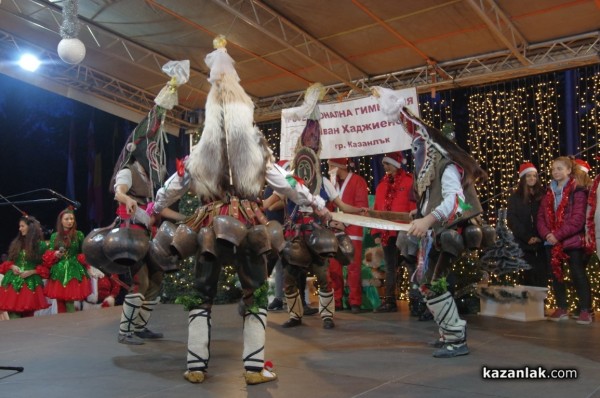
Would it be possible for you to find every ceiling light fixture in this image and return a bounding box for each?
[18,53,41,72]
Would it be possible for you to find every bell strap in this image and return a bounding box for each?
[240,200,256,225]
[186,205,208,232]
[250,202,269,225]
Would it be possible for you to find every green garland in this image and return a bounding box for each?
[175,294,204,311]
[247,282,269,314]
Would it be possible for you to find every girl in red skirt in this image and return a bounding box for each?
[44,208,91,313]
[0,215,50,318]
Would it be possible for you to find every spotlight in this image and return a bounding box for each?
[18,54,41,72]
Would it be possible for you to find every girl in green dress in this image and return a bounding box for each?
[0,215,50,318]
[44,208,91,313]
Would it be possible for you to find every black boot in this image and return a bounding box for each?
[373,296,398,313]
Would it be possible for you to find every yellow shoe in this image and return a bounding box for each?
[183,370,206,383]
[244,369,277,385]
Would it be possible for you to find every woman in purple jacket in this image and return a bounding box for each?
[537,156,592,325]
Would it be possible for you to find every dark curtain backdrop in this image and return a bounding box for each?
[0,74,184,253]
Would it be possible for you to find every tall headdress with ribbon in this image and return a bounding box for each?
[284,83,326,195]
[371,86,486,195]
[111,60,190,198]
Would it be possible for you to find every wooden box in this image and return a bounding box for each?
[477,285,548,322]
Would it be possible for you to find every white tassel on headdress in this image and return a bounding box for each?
[285,82,325,122]
[371,86,448,158]
[154,60,190,110]
[205,35,239,84]
[370,86,407,122]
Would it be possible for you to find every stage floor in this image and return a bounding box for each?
[1,303,599,398]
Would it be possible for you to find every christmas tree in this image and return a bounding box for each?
[478,208,530,282]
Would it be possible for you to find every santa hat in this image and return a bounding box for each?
[382,152,405,169]
[277,159,291,171]
[574,158,591,174]
[327,158,349,169]
[518,162,537,178]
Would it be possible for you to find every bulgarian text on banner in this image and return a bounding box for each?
[280,87,419,160]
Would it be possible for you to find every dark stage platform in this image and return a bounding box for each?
[1,303,599,398]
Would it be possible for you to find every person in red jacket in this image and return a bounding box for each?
[327,157,369,313]
[371,152,416,312]
[537,156,592,325]
[81,267,122,310]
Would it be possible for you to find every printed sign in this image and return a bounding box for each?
[280,87,419,160]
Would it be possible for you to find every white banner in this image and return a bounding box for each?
[280,87,419,160]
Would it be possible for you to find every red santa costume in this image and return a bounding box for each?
[81,268,121,310]
[327,158,369,311]
[371,152,416,312]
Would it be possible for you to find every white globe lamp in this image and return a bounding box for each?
[57,38,86,64]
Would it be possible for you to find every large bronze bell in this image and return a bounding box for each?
[265,220,285,252]
[307,226,338,257]
[246,224,271,255]
[196,226,217,259]
[148,239,179,273]
[463,224,483,249]
[439,229,465,257]
[153,220,176,253]
[171,224,199,259]
[103,223,150,267]
[282,238,312,267]
[481,224,497,248]
[334,233,355,265]
[213,215,247,246]
[82,221,124,274]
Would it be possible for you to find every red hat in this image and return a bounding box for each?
[382,152,405,169]
[327,158,349,169]
[574,158,591,174]
[277,159,291,170]
[518,162,537,178]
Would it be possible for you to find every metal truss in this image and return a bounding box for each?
[466,0,530,66]
[212,0,368,93]
[0,29,198,131]
[1,0,598,126]
[254,31,600,122]
[0,0,210,107]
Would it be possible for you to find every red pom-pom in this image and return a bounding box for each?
[77,253,87,265]
[42,250,59,266]
[264,360,274,371]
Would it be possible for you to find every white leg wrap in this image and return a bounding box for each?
[134,297,160,332]
[426,291,466,343]
[242,308,267,372]
[285,289,303,320]
[187,309,211,372]
[319,289,335,320]
[119,293,144,335]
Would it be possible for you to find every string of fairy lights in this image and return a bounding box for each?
[162,65,600,312]
[574,65,600,311]
[467,75,561,219]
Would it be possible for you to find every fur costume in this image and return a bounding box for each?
[186,69,271,201]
